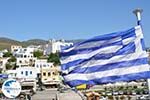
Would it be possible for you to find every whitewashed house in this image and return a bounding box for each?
[6,67,37,82]
[44,39,73,55]
[13,48,34,57]
[13,48,37,67]
[16,67,37,81]
[27,45,42,52]
[6,66,38,93]
[16,67,37,93]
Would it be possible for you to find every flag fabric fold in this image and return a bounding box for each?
[60,25,150,87]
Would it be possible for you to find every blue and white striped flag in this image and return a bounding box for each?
[60,25,150,87]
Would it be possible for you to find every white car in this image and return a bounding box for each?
[99,96,107,100]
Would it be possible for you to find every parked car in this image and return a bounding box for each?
[112,91,118,95]
[99,96,107,100]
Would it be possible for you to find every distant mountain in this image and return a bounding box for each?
[22,39,48,47]
[0,37,48,50]
[0,37,84,51]
[0,37,22,50]
[0,37,21,44]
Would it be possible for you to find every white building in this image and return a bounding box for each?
[16,67,37,81]
[0,57,10,72]
[27,45,42,52]
[11,45,22,53]
[13,48,34,57]
[34,59,53,73]
[13,48,37,67]
[16,57,37,67]
[44,39,73,55]
[7,67,38,93]
[0,52,4,58]
[6,67,37,81]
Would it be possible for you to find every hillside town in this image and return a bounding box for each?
[0,39,74,99]
[0,0,150,100]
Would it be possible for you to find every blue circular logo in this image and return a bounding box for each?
[2,79,21,98]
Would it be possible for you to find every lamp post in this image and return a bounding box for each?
[133,8,143,25]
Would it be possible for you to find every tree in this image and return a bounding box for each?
[8,56,16,62]
[3,52,12,57]
[6,63,12,70]
[47,53,60,65]
[33,50,43,58]
[7,56,17,70]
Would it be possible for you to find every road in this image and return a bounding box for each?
[31,88,84,100]
[57,89,84,100]
[32,88,58,100]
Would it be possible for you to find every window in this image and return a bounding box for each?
[52,72,55,75]
[52,72,57,76]
[21,55,23,58]
[43,72,46,76]
[43,64,46,67]
[24,55,27,58]
[25,71,28,76]
[30,71,32,75]
[19,60,22,63]
[48,72,51,76]
[21,71,23,75]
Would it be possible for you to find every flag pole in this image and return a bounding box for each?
[133,8,143,25]
[133,8,150,98]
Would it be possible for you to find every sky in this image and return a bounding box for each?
[0,0,150,46]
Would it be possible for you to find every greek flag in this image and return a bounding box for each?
[60,25,150,87]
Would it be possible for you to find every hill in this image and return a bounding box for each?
[0,37,22,50]
[22,39,48,47]
[0,37,48,51]
[0,37,84,51]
